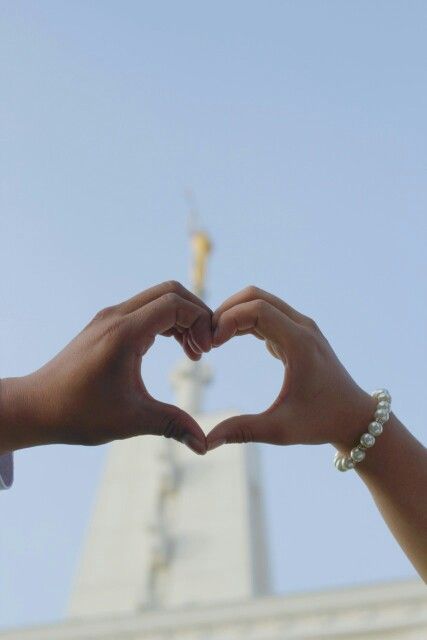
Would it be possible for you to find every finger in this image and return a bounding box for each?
[186,329,203,354]
[213,286,309,327]
[128,293,212,352]
[213,299,299,357]
[161,328,201,360]
[206,410,287,450]
[182,332,202,361]
[231,328,265,340]
[266,340,282,360]
[119,280,212,322]
[144,399,207,455]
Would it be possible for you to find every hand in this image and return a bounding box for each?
[207,286,376,451]
[1,282,212,455]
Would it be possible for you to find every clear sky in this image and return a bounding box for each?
[1,0,426,629]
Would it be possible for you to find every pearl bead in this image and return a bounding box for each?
[360,432,375,448]
[334,455,345,471]
[373,389,391,402]
[368,421,383,436]
[377,400,391,412]
[351,447,366,463]
[338,458,348,472]
[344,457,355,470]
[375,408,389,423]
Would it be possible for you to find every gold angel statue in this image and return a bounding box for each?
[190,229,212,298]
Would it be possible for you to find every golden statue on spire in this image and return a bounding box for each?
[191,229,212,299]
[186,190,212,299]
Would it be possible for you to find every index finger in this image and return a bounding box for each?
[213,299,299,357]
[120,280,212,317]
[129,293,212,352]
[213,286,309,327]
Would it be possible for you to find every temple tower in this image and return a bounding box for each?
[68,228,271,617]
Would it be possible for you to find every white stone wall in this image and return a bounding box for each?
[2,580,426,640]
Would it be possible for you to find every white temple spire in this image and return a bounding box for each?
[170,359,212,415]
[68,223,270,619]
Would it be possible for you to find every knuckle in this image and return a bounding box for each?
[162,291,180,306]
[243,284,261,298]
[162,413,185,442]
[164,280,183,295]
[304,316,320,332]
[93,305,119,322]
[230,424,254,445]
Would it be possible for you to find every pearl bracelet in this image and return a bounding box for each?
[334,389,391,472]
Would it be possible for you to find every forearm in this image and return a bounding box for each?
[337,413,427,580]
[0,376,51,454]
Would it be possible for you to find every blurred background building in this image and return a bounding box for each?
[1,233,425,640]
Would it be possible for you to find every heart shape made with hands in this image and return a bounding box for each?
[160,285,310,455]
[15,281,367,455]
[135,284,293,456]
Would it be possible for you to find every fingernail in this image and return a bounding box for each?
[212,327,221,347]
[182,434,206,455]
[208,438,226,452]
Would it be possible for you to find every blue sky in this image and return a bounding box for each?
[1,0,426,629]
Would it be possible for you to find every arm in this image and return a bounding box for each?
[207,286,427,581]
[0,281,212,464]
[339,414,427,580]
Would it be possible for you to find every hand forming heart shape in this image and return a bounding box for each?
[206,286,375,454]
[1,281,375,457]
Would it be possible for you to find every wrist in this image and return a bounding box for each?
[330,390,378,453]
[0,375,52,453]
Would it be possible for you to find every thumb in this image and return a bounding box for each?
[147,399,207,455]
[206,412,282,451]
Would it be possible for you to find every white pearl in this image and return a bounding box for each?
[344,457,355,470]
[338,458,348,472]
[351,447,366,463]
[334,454,344,468]
[375,408,389,423]
[360,432,375,448]
[368,421,383,436]
[334,455,349,472]
[373,389,391,402]
[377,400,391,412]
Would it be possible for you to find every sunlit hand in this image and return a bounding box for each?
[207,286,375,451]
[0,282,212,455]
